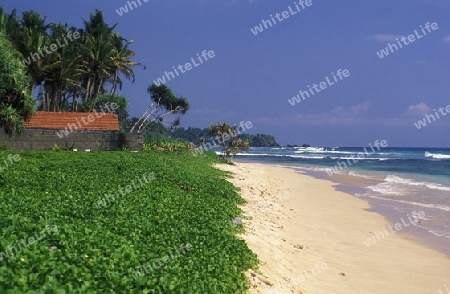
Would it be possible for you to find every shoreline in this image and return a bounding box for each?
[217,162,450,293]
[237,159,450,258]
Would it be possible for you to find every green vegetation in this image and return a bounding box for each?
[0,9,190,134]
[207,122,250,158]
[130,84,189,134]
[0,8,139,112]
[171,126,280,147]
[143,137,192,152]
[0,150,258,292]
[0,30,35,135]
[236,133,280,148]
[123,122,278,149]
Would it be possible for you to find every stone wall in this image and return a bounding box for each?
[0,129,143,151]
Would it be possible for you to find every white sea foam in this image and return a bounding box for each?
[288,155,325,159]
[295,150,354,154]
[328,156,391,161]
[348,171,379,180]
[293,147,324,151]
[233,153,326,159]
[357,193,450,213]
[367,182,405,195]
[425,151,450,159]
[385,175,450,192]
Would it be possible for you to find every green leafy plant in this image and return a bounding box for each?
[143,138,191,152]
[0,30,35,135]
[0,150,258,292]
[51,144,63,152]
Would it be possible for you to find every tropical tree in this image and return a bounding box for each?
[80,10,115,104]
[79,11,140,109]
[15,10,51,91]
[208,122,250,159]
[0,8,19,39]
[109,32,139,95]
[228,139,250,158]
[83,94,129,130]
[0,30,35,134]
[208,122,236,154]
[0,8,140,113]
[130,84,189,133]
[41,24,84,111]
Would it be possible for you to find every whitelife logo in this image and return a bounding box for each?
[288,69,350,106]
[0,225,58,263]
[116,0,150,16]
[250,0,313,35]
[21,30,81,67]
[363,211,426,247]
[94,172,155,209]
[55,103,118,138]
[413,104,450,130]
[376,22,439,59]
[326,140,388,176]
[153,50,215,86]
[129,244,193,280]
[0,154,21,172]
[191,121,253,157]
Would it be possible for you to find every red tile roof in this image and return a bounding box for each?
[24,111,119,131]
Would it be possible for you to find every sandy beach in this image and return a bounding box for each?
[217,162,450,294]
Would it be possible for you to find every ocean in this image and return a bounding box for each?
[231,146,450,255]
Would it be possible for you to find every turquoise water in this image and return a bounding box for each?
[231,146,450,252]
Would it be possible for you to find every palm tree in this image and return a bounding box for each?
[42,24,83,111]
[15,11,52,91]
[109,32,140,95]
[1,8,141,113]
[0,8,19,39]
[80,10,117,106]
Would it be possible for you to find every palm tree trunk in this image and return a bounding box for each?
[110,70,119,95]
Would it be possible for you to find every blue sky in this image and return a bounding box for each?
[2,0,450,147]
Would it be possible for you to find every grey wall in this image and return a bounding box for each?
[0,129,143,151]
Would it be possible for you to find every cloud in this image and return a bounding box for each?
[406,102,432,116]
[253,102,446,128]
[364,34,403,42]
[331,101,370,117]
[253,102,372,127]
[253,114,416,128]
[443,35,450,43]
[253,113,359,127]
[194,0,257,5]
[193,106,235,121]
[225,0,257,4]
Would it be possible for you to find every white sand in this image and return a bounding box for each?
[217,162,450,294]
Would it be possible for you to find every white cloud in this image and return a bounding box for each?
[193,106,235,121]
[252,102,444,128]
[331,101,371,116]
[406,102,432,116]
[443,35,450,43]
[253,102,372,127]
[194,0,257,5]
[364,34,403,42]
